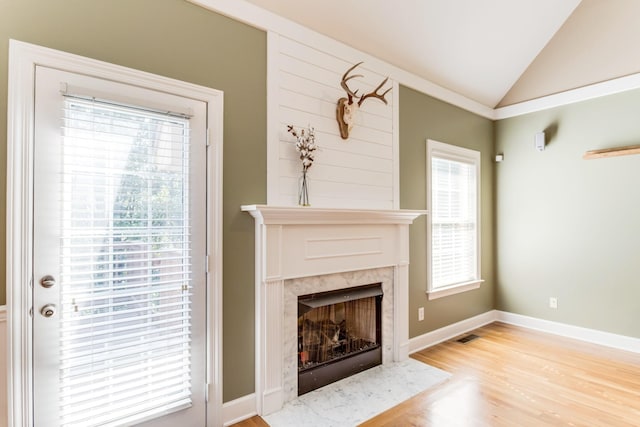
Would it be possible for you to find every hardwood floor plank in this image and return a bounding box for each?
[231,322,640,426]
[231,416,270,427]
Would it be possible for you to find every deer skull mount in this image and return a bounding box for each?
[336,62,391,139]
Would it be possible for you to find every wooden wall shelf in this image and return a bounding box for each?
[583,144,640,159]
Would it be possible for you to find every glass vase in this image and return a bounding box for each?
[298,169,310,206]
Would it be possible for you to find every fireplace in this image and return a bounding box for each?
[242,205,426,415]
[297,283,383,395]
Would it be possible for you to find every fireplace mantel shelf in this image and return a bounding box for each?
[242,204,427,225]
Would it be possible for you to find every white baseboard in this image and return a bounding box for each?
[1,305,7,427]
[223,393,257,427]
[408,310,497,354]
[407,309,639,355]
[495,311,640,354]
[221,310,638,426]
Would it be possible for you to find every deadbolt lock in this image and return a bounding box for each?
[41,275,56,288]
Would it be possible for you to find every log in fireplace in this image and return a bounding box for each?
[297,283,383,395]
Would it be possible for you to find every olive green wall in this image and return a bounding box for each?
[495,90,640,338]
[5,0,637,411]
[399,86,495,337]
[0,0,266,401]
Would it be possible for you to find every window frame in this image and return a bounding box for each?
[426,139,483,300]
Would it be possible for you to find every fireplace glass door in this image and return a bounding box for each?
[297,284,382,395]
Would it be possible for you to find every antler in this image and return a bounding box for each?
[340,61,364,104]
[336,62,392,139]
[358,77,391,107]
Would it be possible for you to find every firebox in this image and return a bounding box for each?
[297,283,383,395]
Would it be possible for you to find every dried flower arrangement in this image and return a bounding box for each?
[287,125,317,206]
[287,124,317,172]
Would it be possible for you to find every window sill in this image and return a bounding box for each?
[427,280,484,300]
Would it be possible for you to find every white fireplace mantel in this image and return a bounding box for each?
[242,205,426,415]
[242,205,426,225]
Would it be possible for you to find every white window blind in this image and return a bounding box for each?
[58,97,194,426]
[427,140,481,294]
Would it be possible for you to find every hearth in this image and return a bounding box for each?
[297,283,383,395]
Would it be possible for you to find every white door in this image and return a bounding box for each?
[32,66,207,427]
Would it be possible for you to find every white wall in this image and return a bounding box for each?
[0,306,7,427]
[267,33,398,209]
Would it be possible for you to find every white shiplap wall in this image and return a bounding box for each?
[268,33,398,209]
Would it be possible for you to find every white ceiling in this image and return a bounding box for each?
[242,0,640,109]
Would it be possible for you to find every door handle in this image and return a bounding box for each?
[40,275,56,288]
[41,304,57,318]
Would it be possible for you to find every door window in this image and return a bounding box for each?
[32,66,207,427]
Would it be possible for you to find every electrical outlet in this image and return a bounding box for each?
[549,297,558,309]
[418,307,425,321]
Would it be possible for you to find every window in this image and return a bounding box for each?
[58,96,197,425]
[426,139,483,299]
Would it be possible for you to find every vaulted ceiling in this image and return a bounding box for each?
[243,0,640,109]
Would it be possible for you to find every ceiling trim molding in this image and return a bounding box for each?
[189,0,640,121]
[495,72,640,119]
[187,0,495,119]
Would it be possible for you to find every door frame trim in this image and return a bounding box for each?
[6,39,224,427]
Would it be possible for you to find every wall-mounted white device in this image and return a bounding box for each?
[535,131,546,151]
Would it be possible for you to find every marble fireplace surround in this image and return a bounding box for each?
[242,205,426,416]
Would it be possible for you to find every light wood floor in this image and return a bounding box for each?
[232,322,640,426]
